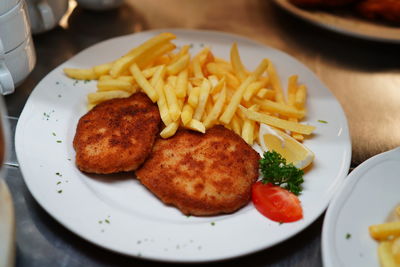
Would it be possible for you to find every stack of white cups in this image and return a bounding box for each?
[0,0,36,95]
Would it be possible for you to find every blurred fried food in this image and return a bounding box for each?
[356,0,400,23]
[289,0,357,7]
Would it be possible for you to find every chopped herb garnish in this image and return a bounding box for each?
[52,132,56,136]
[211,222,215,226]
[56,181,61,185]
[56,81,60,85]
[98,220,103,224]
[189,43,194,48]
[105,219,110,224]
[56,140,62,143]
[84,79,91,84]
[259,151,304,195]
[57,190,63,194]
[346,233,351,239]
[318,120,328,124]
[68,158,71,161]
[200,43,205,47]
[73,80,79,86]
[56,172,62,177]
[279,222,284,225]
[58,94,62,98]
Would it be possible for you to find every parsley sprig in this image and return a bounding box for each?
[259,151,304,195]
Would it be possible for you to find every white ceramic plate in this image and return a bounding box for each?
[15,29,351,262]
[274,0,400,43]
[322,147,400,267]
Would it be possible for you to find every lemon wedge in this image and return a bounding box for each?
[259,123,314,169]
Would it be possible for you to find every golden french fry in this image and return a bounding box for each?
[117,76,135,84]
[93,63,112,77]
[208,75,219,88]
[99,75,112,81]
[378,241,398,267]
[252,98,306,119]
[130,63,158,102]
[287,75,298,106]
[97,79,135,93]
[243,79,269,102]
[181,103,194,126]
[188,86,201,108]
[396,206,400,216]
[160,121,179,138]
[192,57,203,78]
[241,105,258,145]
[193,79,211,120]
[142,65,160,79]
[150,65,166,87]
[204,85,226,129]
[268,62,285,104]
[64,68,97,80]
[137,42,176,69]
[175,69,188,98]
[164,83,181,121]
[167,54,190,75]
[295,84,307,110]
[87,90,131,105]
[110,33,176,77]
[393,236,400,264]
[256,88,275,100]
[167,75,177,88]
[154,77,172,126]
[230,42,247,82]
[219,58,269,124]
[210,77,225,96]
[230,114,242,136]
[370,222,400,241]
[169,45,190,64]
[186,119,205,133]
[238,105,315,135]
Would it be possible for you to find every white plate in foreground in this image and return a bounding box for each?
[322,147,400,267]
[15,29,351,262]
[274,0,400,43]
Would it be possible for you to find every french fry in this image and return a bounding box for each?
[192,57,204,78]
[256,88,275,100]
[186,119,205,133]
[160,121,179,138]
[130,63,158,102]
[154,77,172,126]
[370,222,400,241]
[64,68,97,80]
[164,83,181,121]
[204,85,226,129]
[150,65,166,87]
[110,32,176,77]
[243,79,269,102]
[181,103,194,126]
[99,75,112,81]
[97,79,135,93]
[93,63,112,77]
[175,69,188,98]
[396,206,400,216]
[137,42,176,69]
[167,53,190,75]
[378,241,398,267]
[230,114,242,136]
[230,42,247,82]
[268,62,285,104]
[142,65,160,79]
[238,105,315,135]
[193,79,211,120]
[169,45,190,64]
[219,58,269,124]
[252,98,306,119]
[287,75,298,106]
[188,86,201,108]
[167,75,177,88]
[117,76,135,84]
[241,105,258,145]
[295,84,307,110]
[87,90,131,105]
[393,236,400,264]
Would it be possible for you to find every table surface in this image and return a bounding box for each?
[4,0,400,266]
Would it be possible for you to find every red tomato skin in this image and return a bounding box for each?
[252,182,303,223]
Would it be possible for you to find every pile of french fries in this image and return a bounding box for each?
[370,206,400,267]
[64,32,315,143]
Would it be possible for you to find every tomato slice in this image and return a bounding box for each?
[252,182,303,223]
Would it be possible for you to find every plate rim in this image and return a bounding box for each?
[321,147,400,267]
[273,0,400,44]
[15,28,352,262]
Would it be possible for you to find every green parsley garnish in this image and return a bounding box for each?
[56,181,61,185]
[346,233,351,239]
[105,219,110,224]
[259,151,304,195]
[211,222,215,226]
[57,190,63,194]
[318,120,328,124]
[56,140,62,143]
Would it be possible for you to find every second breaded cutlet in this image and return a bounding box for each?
[135,125,260,216]
[73,92,160,174]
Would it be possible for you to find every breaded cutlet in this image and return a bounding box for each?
[73,92,160,174]
[135,125,260,216]
[290,0,357,7]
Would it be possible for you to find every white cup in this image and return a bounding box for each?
[76,0,124,11]
[0,0,19,16]
[1,35,36,95]
[25,0,68,34]
[0,0,31,54]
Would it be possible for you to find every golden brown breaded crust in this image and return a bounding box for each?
[73,93,160,174]
[356,0,400,23]
[135,125,260,216]
[290,0,357,7]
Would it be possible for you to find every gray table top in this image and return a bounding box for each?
[4,0,400,266]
